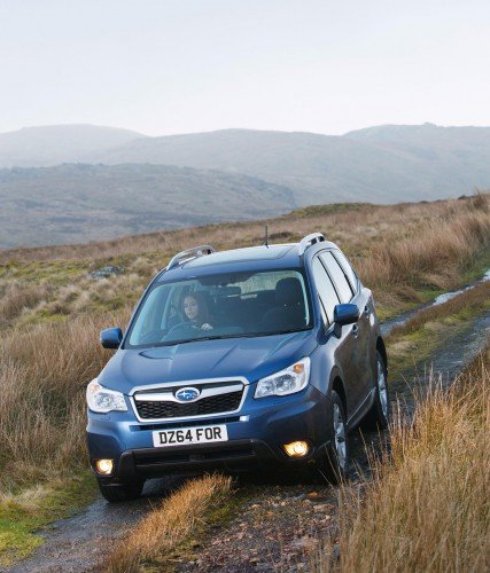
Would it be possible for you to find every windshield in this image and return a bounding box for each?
[126,269,312,348]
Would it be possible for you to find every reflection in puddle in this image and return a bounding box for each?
[433,267,490,306]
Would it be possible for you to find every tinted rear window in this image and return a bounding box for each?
[319,252,353,303]
[332,249,358,292]
[311,258,339,324]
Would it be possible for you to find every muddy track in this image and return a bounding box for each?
[5,296,490,573]
[4,477,189,573]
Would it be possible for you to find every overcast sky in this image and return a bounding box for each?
[1,0,489,136]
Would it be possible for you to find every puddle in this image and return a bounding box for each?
[381,268,490,336]
[433,287,471,306]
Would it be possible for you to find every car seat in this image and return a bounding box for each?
[261,277,306,332]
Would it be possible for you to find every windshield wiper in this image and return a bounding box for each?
[237,327,311,338]
[138,328,311,348]
[156,334,241,346]
[272,327,311,335]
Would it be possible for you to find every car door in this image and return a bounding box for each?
[311,256,360,415]
[330,249,374,395]
[319,251,371,410]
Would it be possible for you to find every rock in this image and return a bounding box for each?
[89,265,125,279]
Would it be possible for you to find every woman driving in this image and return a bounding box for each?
[181,292,213,330]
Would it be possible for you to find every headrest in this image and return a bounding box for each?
[276,277,304,307]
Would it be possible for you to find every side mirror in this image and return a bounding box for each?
[334,303,359,326]
[100,327,123,349]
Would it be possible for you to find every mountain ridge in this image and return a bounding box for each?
[0,124,146,168]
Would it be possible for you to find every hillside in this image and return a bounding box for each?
[346,123,490,184]
[93,125,490,203]
[0,163,294,248]
[0,124,145,168]
[92,128,427,204]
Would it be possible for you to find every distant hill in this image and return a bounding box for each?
[92,129,414,204]
[2,123,490,248]
[92,125,490,204]
[0,124,145,168]
[0,164,294,248]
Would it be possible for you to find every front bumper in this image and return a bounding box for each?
[87,385,330,481]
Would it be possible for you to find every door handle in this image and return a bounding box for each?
[364,305,371,316]
[351,324,359,337]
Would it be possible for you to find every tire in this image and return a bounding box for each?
[97,478,145,503]
[318,389,349,485]
[362,350,390,431]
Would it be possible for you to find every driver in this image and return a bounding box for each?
[181,293,213,331]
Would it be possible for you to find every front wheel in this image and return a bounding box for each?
[317,390,349,485]
[362,351,390,431]
[97,479,145,503]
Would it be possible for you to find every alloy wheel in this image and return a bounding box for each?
[377,359,389,420]
[333,402,347,470]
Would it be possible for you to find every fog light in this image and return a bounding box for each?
[95,459,114,476]
[283,441,310,458]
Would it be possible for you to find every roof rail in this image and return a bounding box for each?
[167,245,216,270]
[298,232,325,255]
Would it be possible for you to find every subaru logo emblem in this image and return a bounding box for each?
[175,387,201,402]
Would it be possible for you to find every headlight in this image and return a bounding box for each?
[86,379,128,413]
[255,358,311,398]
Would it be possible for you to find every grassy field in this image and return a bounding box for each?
[318,344,490,572]
[0,193,489,565]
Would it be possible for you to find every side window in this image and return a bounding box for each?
[311,258,340,324]
[332,249,358,293]
[319,252,353,303]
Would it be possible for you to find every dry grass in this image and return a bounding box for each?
[356,208,490,291]
[0,282,51,324]
[2,195,489,322]
[319,347,490,572]
[104,474,232,573]
[0,310,130,489]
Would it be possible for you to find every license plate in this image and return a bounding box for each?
[152,424,228,448]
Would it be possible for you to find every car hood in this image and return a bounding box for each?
[98,330,316,394]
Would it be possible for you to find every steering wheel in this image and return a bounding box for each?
[165,322,198,340]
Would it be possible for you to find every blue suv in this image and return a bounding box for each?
[86,234,389,501]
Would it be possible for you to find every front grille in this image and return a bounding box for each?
[135,390,243,420]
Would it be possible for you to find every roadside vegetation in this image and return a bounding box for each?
[0,193,489,566]
[318,345,490,572]
[387,279,490,379]
[0,474,95,568]
[103,474,232,573]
